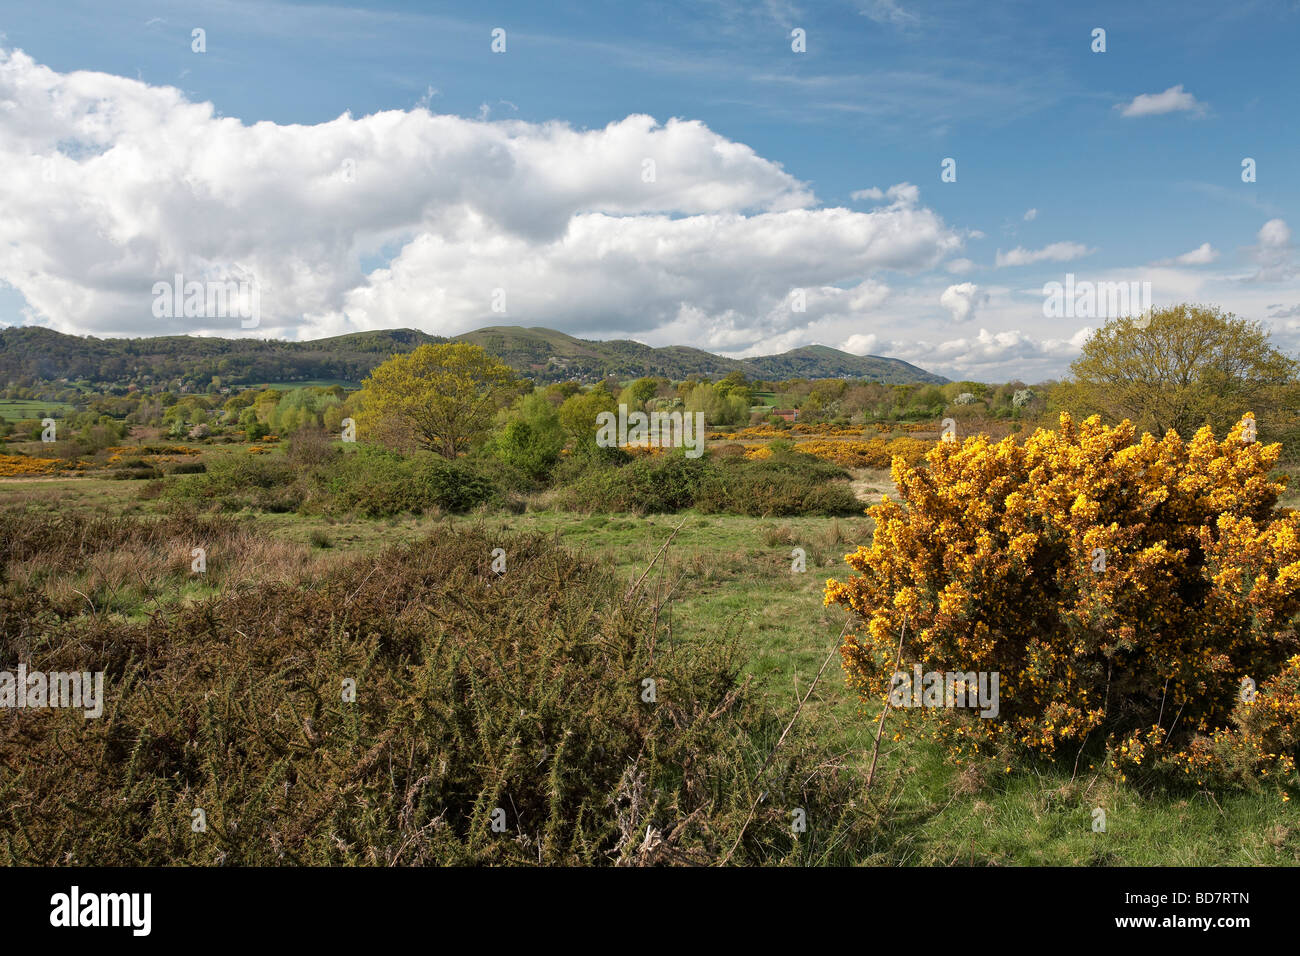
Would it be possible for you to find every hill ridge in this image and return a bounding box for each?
[0,325,947,387]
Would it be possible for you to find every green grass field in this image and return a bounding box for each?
[2,466,1294,864]
[0,399,74,420]
[250,380,359,390]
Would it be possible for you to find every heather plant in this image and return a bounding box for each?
[825,412,1300,790]
[0,511,318,615]
[0,522,868,865]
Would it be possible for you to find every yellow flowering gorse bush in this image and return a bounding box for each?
[0,455,80,477]
[825,412,1300,786]
[744,437,932,469]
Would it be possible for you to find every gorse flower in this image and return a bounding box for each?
[745,437,930,469]
[826,413,1300,786]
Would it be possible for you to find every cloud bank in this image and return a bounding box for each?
[0,48,962,352]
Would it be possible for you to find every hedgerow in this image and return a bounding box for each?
[160,445,498,516]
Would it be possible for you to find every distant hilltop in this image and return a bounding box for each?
[0,324,948,388]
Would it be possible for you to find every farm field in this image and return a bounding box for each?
[253,379,360,390]
[0,399,73,419]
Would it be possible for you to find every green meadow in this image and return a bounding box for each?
[3,464,1294,865]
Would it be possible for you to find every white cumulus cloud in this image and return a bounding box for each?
[939,282,987,322]
[0,48,966,350]
[1152,242,1219,266]
[995,242,1093,268]
[1246,219,1295,282]
[1116,84,1207,118]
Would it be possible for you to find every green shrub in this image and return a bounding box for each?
[551,446,859,516]
[0,524,868,865]
[313,446,496,517]
[551,451,710,514]
[107,465,161,480]
[493,393,566,485]
[696,450,860,517]
[163,453,300,511]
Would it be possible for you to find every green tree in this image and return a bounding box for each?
[685,382,747,426]
[322,403,345,434]
[558,385,620,456]
[715,370,754,406]
[617,377,660,410]
[494,392,565,481]
[356,344,519,457]
[1058,304,1300,438]
[910,385,944,414]
[239,407,269,441]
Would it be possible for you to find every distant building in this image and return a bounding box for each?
[771,408,798,422]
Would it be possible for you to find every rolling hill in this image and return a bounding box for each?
[0,324,946,388]
[451,327,946,384]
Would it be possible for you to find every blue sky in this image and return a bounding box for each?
[1,0,1297,379]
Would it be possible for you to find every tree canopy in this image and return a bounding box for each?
[1057,304,1299,439]
[356,343,519,457]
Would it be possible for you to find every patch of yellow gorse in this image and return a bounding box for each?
[825,412,1300,786]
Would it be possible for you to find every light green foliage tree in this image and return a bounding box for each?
[268,387,342,435]
[910,385,945,415]
[223,390,257,416]
[252,390,280,426]
[940,381,987,403]
[322,403,345,434]
[617,377,661,411]
[494,392,566,481]
[545,381,582,404]
[558,384,620,456]
[356,344,520,457]
[685,382,749,426]
[714,371,754,408]
[1057,304,1300,439]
